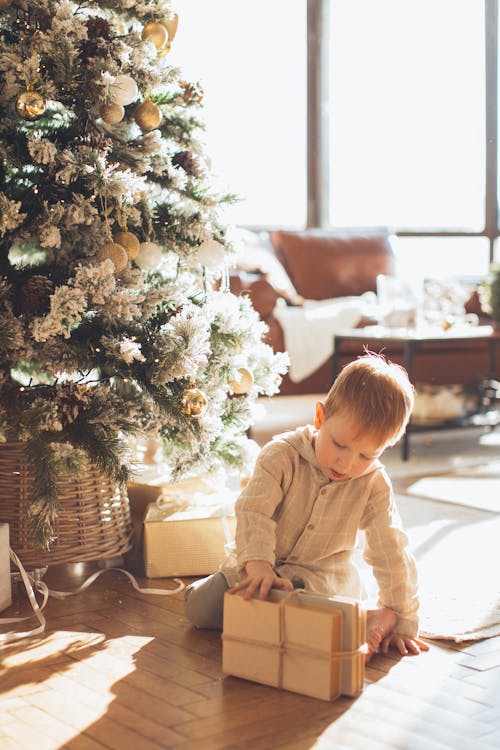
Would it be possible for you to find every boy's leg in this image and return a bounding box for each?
[184,571,229,629]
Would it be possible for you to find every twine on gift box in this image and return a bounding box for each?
[0,548,185,644]
[222,589,368,690]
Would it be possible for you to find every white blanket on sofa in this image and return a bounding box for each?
[273,293,379,383]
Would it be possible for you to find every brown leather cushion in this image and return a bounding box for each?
[269,230,395,300]
[228,271,281,319]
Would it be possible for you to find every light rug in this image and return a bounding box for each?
[410,516,500,642]
[403,502,500,642]
[395,460,500,513]
[359,490,500,642]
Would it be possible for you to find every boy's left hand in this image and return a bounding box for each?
[380,633,430,657]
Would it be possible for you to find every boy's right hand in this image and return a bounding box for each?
[228,560,294,601]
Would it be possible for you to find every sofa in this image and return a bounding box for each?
[229,228,498,396]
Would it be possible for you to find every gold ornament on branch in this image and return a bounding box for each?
[96,241,129,273]
[163,13,179,42]
[100,102,125,125]
[180,386,208,419]
[0,0,13,9]
[141,21,169,50]
[16,87,46,119]
[134,99,162,131]
[113,230,141,260]
[229,367,254,395]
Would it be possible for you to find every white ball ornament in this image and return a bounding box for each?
[135,242,163,270]
[110,75,138,106]
[197,239,226,269]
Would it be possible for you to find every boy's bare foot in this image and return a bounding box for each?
[366,607,397,662]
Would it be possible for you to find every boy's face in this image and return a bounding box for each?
[313,403,387,481]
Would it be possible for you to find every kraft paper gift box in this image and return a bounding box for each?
[140,476,237,578]
[0,523,12,613]
[222,589,366,701]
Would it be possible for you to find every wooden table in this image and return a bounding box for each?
[332,324,500,459]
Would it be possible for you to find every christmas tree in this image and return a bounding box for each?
[0,0,288,549]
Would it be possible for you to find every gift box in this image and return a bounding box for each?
[0,523,12,613]
[138,476,237,578]
[222,589,366,700]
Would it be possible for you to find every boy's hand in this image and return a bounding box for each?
[365,608,430,662]
[228,560,294,601]
[380,633,430,657]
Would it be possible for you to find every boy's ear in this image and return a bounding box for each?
[314,402,325,430]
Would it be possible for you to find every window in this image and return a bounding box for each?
[327,0,490,279]
[173,0,307,228]
[329,1,485,232]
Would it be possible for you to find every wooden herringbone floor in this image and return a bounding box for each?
[1,559,500,750]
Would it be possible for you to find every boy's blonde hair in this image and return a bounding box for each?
[324,353,414,447]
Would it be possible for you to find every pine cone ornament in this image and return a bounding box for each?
[19,275,54,314]
[80,17,111,61]
[172,150,202,178]
[86,16,111,39]
[179,80,204,105]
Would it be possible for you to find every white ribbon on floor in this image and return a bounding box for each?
[0,548,185,644]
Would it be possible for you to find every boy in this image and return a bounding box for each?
[185,353,429,661]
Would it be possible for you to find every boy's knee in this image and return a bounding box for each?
[184,572,227,630]
[184,582,214,628]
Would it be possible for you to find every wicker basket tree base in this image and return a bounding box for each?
[0,442,133,567]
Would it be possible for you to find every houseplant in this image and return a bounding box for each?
[479,263,500,330]
[0,0,287,558]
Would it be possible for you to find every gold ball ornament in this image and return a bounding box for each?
[142,21,169,49]
[110,74,138,106]
[229,367,254,395]
[0,0,13,9]
[163,13,179,42]
[134,99,162,131]
[16,89,46,119]
[157,42,172,59]
[113,230,141,260]
[96,242,129,273]
[180,387,208,419]
[100,102,125,125]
